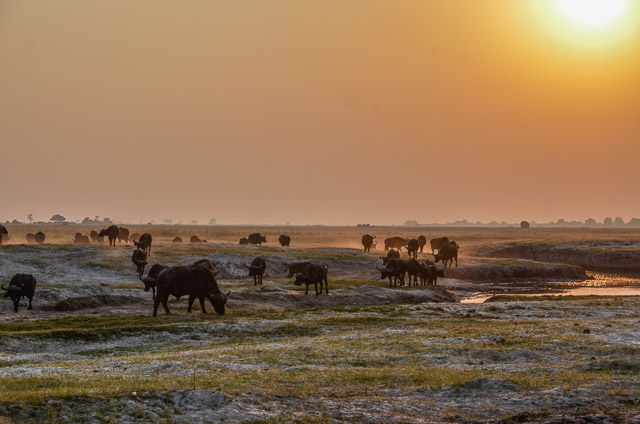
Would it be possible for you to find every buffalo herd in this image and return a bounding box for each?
[1,225,460,316]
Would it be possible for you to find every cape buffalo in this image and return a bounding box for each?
[142,263,228,317]
[26,233,36,244]
[173,237,183,244]
[2,274,36,312]
[131,248,148,278]
[430,237,450,255]
[376,258,407,288]
[117,227,130,243]
[90,230,104,243]
[418,235,427,253]
[278,234,291,247]
[239,238,249,245]
[0,225,8,245]
[284,261,312,278]
[380,250,400,266]
[134,233,153,256]
[248,233,267,245]
[435,241,459,268]
[73,233,90,244]
[190,235,207,244]
[34,231,46,245]
[362,234,376,252]
[294,263,328,295]
[99,225,119,246]
[406,239,420,259]
[406,259,425,286]
[384,236,408,251]
[245,257,267,286]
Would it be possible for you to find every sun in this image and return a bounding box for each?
[558,0,628,28]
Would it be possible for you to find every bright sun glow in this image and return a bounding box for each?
[558,0,628,27]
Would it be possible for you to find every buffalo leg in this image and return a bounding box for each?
[27,296,33,310]
[187,295,196,312]
[455,256,458,267]
[161,296,171,315]
[305,283,309,295]
[315,282,319,295]
[199,297,207,313]
[324,276,328,294]
[153,297,161,317]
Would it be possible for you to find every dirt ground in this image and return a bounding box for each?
[0,225,639,422]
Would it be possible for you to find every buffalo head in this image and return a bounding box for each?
[207,290,230,315]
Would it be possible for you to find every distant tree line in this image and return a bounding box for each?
[402,217,640,228]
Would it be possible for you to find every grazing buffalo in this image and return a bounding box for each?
[430,237,450,255]
[131,248,148,278]
[141,263,229,316]
[2,274,36,312]
[248,233,267,245]
[99,225,119,246]
[380,250,401,266]
[284,261,312,278]
[190,235,207,244]
[34,231,46,245]
[117,227,130,243]
[134,233,153,256]
[239,238,249,245]
[376,258,407,288]
[73,233,90,244]
[278,234,291,247]
[406,239,420,259]
[418,235,427,253]
[26,233,36,244]
[294,263,328,295]
[89,230,104,244]
[172,237,183,244]
[435,241,459,268]
[0,225,8,245]
[245,257,267,286]
[130,233,141,243]
[384,236,409,251]
[362,234,376,252]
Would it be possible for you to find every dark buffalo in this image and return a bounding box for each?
[239,238,249,245]
[406,239,420,259]
[384,236,408,251]
[134,233,153,256]
[435,241,459,268]
[0,225,8,245]
[99,225,119,246]
[34,231,46,245]
[130,233,141,243]
[73,233,90,244]
[376,258,407,288]
[278,234,291,247]
[117,227,130,243]
[430,237,450,255]
[294,263,328,295]
[141,263,228,317]
[361,234,376,252]
[90,230,105,244]
[418,235,427,253]
[380,249,401,266]
[248,233,267,245]
[173,237,183,244]
[26,233,36,244]
[245,257,267,286]
[131,248,148,278]
[190,235,207,244]
[2,274,36,312]
[405,259,425,286]
[284,261,312,278]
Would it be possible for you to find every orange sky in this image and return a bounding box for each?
[1,1,639,225]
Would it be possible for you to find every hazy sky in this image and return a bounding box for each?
[1,1,639,225]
